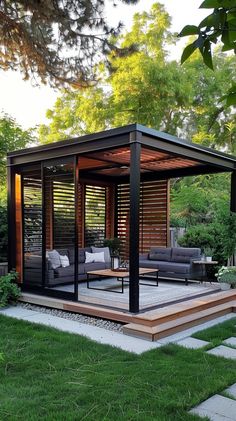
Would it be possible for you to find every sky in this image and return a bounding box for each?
[0,0,207,129]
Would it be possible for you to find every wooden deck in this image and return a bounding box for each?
[19,289,236,341]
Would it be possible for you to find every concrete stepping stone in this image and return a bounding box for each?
[225,383,236,400]
[176,337,209,349]
[223,337,236,348]
[207,345,236,360]
[190,394,236,420]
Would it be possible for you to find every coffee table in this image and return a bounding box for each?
[86,267,159,293]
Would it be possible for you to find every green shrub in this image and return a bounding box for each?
[178,225,214,253]
[0,271,20,308]
[0,205,7,262]
[178,217,236,265]
[215,266,236,286]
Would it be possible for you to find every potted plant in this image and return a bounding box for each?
[204,247,214,262]
[104,237,122,256]
[215,266,236,290]
[104,238,122,270]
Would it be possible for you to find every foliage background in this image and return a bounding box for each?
[1,2,236,263]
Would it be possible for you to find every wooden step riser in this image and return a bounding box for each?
[154,307,232,340]
[133,292,236,327]
[19,294,132,324]
[123,306,234,341]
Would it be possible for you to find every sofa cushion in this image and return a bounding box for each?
[157,262,190,275]
[78,263,85,275]
[54,265,74,278]
[171,247,201,263]
[139,259,160,269]
[92,246,111,263]
[149,247,171,261]
[84,262,106,272]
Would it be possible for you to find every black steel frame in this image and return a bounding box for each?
[7,123,236,314]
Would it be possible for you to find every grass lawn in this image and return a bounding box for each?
[0,315,236,421]
[193,317,236,348]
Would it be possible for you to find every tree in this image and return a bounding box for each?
[0,0,138,88]
[0,114,34,261]
[179,0,236,106]
[0,114,34,183]
[39,3,235,154]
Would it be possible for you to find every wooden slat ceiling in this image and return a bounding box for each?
[82,146,202,176]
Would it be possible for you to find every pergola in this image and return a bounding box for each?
[7,124,236,313]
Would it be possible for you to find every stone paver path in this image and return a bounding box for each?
[190,394,236,421]
[207,345,236,360]
[223,337,236,348]
[225,383,236,399]
[175,337,209,349]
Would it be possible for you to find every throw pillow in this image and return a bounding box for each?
[48,250,61,269]
[93,252,105,263]
[59,255,70,268]
[85,251,105,263]
[85,251,95,263]
[91,246,111,262]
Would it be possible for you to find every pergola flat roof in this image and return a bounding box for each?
[7,123,236,181]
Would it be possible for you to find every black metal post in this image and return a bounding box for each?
[7,160,16,271]
[74,155,79,301]
[129,136,141,313]
[230,171,236,213]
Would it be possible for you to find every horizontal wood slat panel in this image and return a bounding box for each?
[85,185,106,247]
[117,180,168,257]
[52,178,75,249]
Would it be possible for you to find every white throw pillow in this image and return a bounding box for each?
[59,255,70,268]
[91,246,111,262]
[93,252,105,263]
[85,251,95,263]
[85,251,105,263]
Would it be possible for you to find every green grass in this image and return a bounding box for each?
[192,317,236,348]
[0,315,236,421]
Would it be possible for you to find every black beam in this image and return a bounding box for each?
[141,135,236,170]
[118,164,226,184]
[7,161,16,271]
[231,171,236,212]
[129,139,141,313]
[9,134,130,166]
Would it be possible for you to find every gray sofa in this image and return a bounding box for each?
[24,247,111,287]
[139,247,202,284]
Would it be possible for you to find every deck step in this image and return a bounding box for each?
[19,293,132,323]
[123,300,236,341]
[133,290,236,327]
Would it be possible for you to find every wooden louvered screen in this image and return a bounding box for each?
[45,178,53,250]
[53,176,75,249]
[140,180,169,251]
[23,176,42,253]
[85,185,106,246]
[117,180,169,257]
[77,183,84,248]
[23,174,42,286]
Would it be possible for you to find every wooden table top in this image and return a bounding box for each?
[193,260,218,264]
[87,267,158,278]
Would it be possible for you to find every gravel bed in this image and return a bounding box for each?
[19,303,124,332]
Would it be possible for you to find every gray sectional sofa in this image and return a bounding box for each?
[24,246,111,287]
[139,247,202,284]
